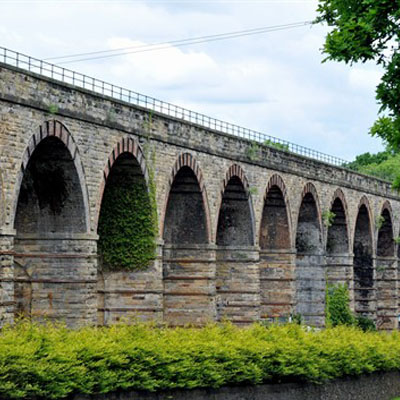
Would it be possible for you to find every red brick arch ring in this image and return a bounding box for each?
[216,163,256,244]
[95,136,150,230]
[11,119,91,231]
[161,153,212,243]
[261,174,293,247]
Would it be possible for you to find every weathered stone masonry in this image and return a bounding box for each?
[1,63,400,329]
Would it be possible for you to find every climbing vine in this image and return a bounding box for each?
[98,112,158,271]
[97,172,157,271]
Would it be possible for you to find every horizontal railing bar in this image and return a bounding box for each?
[0,45,352,167]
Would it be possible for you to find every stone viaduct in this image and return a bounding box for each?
[0,57,400,330]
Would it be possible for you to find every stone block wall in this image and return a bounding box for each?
[1,64,400,328]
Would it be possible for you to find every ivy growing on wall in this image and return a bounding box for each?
[97,162,157,271]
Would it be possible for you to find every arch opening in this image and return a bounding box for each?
[296,193,322,254]
[15,136,86,234]
[97,152,156,271]
[353,204,374,318]
[14,136,90,325]
[377,209,394,258]
[326,198,348,255]
[376,208,397,330]
[163,165,212,326]
[163,166,208,245]
[260,185,290,250]
[216,176,253,246]
[295,191,324,327]
[259,183,293,323]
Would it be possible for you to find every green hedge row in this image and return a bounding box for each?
[1,322,400,399]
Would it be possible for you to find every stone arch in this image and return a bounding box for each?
[97,136,155,271]
[259,174,294,324]
[162,153,211,244]
[259,174,292,249]
[377,201,394,257]
[295,182,325,327]
[326,188,350,255]
[353,195,374,319]
[95,136,149,230]
[14,120,89,233]
[376,200,397,329]
[216,164,254,246]
[163,154,213,326]
[12,120,90,231]
[13,120,94,325]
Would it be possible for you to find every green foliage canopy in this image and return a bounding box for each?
[315,0,400,149]
[342,145,400,188]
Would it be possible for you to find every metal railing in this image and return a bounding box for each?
[0,46,349,167]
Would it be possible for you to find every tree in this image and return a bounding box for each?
[315,1,400,149]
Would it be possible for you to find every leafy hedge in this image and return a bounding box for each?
[2,322,400,399]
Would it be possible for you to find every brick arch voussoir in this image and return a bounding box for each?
[222,163,249,194]
[103,137,149,184]
[265,174,288,200]
[95,136,150,231]
[261,174,293,246]
[162,153,212,243]
[11,119,90,231]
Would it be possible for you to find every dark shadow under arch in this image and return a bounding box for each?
[216,176,254,246]
[296,192,322,254]
[259,179,293,324]
[15,136,86,234]
[353,203,374,318]
[376,206,397,330]
[377,208,394,257]
[14,133,91,325]
[327,197,349,255]
[164,166,208,245]
[163,163,212,326]
[260,184,290,250]
[295,187,324,327]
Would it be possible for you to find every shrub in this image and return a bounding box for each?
[325,284,376,332]
[325,284,355,327]
[355,316,377,332]
[0,321,399,399]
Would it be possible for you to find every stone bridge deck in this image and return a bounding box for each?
[0,58,399,329]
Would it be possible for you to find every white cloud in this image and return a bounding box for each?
[0,0,385,159]
[348,67,382,91]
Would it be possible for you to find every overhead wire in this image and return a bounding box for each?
[46,20,312,64]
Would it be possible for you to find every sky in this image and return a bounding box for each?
[0,0,386,160]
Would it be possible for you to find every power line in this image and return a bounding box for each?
[48,21,312,64]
